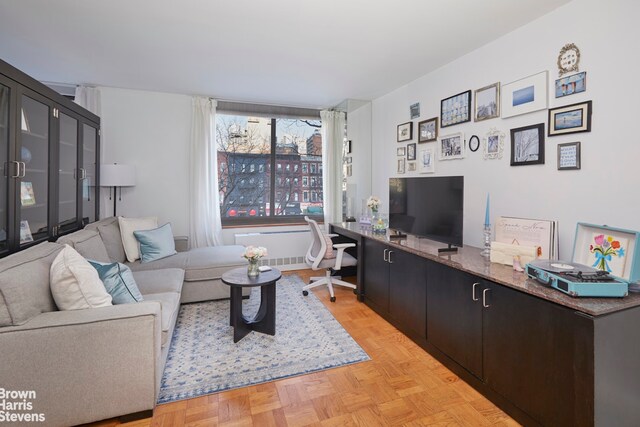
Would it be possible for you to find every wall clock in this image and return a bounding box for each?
[469,135,480,152]
[557,43,581,76]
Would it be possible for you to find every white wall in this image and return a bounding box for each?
[346,102,372,218]
[366,0,640,259]
[99,87,192,235]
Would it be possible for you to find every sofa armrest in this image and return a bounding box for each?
[0,302,162,426]
[174,235,189,252]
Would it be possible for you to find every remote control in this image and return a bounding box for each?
[258,266,272,272]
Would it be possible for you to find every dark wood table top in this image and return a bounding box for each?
[221,267,282,287]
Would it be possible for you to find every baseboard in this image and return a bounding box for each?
[120,409,153,423]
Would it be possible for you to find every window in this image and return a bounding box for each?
[217,113,323,225]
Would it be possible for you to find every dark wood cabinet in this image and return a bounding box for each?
[427,261,483,378]
[0,58,100,256]
[482,281,594,427]
[363,238,427,339]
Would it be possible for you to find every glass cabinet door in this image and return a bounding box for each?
[0,83,10,252]
[82,123,98,225]
[58,111,78,232]
[19,95,49,245]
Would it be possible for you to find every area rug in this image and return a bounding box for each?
[157,274,370,403]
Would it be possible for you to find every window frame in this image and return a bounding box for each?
[218,114,324,227]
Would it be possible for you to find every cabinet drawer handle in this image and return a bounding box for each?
[9,161,19,178]
[383,248,388,262]
[19,162,26,178]
[388,251,393,264]
[472,282,480,301]
[483,288,490,308]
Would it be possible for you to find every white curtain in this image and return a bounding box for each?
[320,110,346,228]
[74,86,101,116]
[189,97,223,247]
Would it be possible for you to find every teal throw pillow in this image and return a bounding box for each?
[89,260,143,304]
[133,223,177,263]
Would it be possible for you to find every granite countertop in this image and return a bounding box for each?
[332,222,640,317]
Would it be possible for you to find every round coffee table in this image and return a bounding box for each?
[221,267,282,343]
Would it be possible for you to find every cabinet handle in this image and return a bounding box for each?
[82,168,87,179]
[21,162,26,178]
[482,288,490,308]
[9,161,19,178]
[472,282,480,301]
[383,248,388,262]
[388,251,393,264]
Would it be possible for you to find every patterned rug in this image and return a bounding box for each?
[157,274,370,403]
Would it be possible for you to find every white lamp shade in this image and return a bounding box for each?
[100,164,136,187]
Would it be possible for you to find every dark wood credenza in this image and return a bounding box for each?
[331,222,640,427]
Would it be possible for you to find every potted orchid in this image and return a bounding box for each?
[367,196,387,233]
[243,245,268,277]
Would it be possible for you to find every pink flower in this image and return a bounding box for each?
[594,234,605,246]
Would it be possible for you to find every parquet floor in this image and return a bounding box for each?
[88,270,519,427]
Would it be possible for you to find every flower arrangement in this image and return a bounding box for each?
[243,246,268,261]
[367,196,381,213]
[590,234,624,272]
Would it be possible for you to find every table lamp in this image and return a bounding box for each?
[100,163,136,216]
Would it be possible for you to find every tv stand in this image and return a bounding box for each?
[437,244,458,254]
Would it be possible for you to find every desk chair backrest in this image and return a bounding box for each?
[304,216,326,270]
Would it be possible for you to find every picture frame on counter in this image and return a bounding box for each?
[501,71,548,118]
[418,117,438,142]
[555,72,586,98]
[557,141,581,170]
[474,82,500,121]
[439,132,465,160]
[548,100,592,136]
[397,122,413,142]
[407,143,416,160]
[510,123,545,166]
[440,90,471,127]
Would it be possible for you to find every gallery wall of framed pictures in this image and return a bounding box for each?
[390,41,592,177]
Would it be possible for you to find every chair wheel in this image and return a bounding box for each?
[302,290,309,296]
[330,296,336,302]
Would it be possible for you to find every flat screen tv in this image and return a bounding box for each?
[389,176,464,249]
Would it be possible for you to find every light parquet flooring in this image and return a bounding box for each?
[87,270,519,427]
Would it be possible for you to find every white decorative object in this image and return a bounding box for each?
[118,216,159,262]
[50,245,112,311]
[557,43,580,76]
[483,128,505,160]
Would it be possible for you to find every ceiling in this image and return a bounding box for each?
[0,0,571,109]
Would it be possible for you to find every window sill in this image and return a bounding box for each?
[221,215,323,228]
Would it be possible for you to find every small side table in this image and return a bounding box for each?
[221,267,282,343]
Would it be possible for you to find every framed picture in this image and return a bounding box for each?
[397,122,413,142]
[397,147,406,156]
[418,117,438,142]
[407,162,416,172]
[344,140,352,154]
[510,123,545,166]
[19,220,33,244]
[346,157,352,164]
[557,142,581,170]
[410,102,420,119]
[474,82,500,121]
[501,71,548,118]
[418,147,435,173]
[407,143,416,160]
[440,90,471,127]
[483,128,505,160]
[555,72,586,98]
[548,100,592,136]
[439,132,465,160]
[397,158,406,174]
[346,165,352,177]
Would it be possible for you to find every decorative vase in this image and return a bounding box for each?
[371,212,388,233]
[247,259,260,277]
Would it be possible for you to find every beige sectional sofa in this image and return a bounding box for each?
[0,218,248,427]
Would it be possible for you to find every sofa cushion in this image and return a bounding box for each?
[134,223,177,263]
[50,245,113,311]
[86,217,127,263]
[57,229,110,263]
[143,292,180,346]
[119,216,158,262]
[127,245,247,282]
[132,268,184,295]
[89,261,144,304]
[0,242,64,326]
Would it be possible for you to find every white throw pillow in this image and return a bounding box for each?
[50,245,112,310]
[118,216,158,262]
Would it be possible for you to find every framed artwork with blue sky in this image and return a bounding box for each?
[501,71,548,118]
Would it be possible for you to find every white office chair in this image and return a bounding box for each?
[303,216,357,302]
